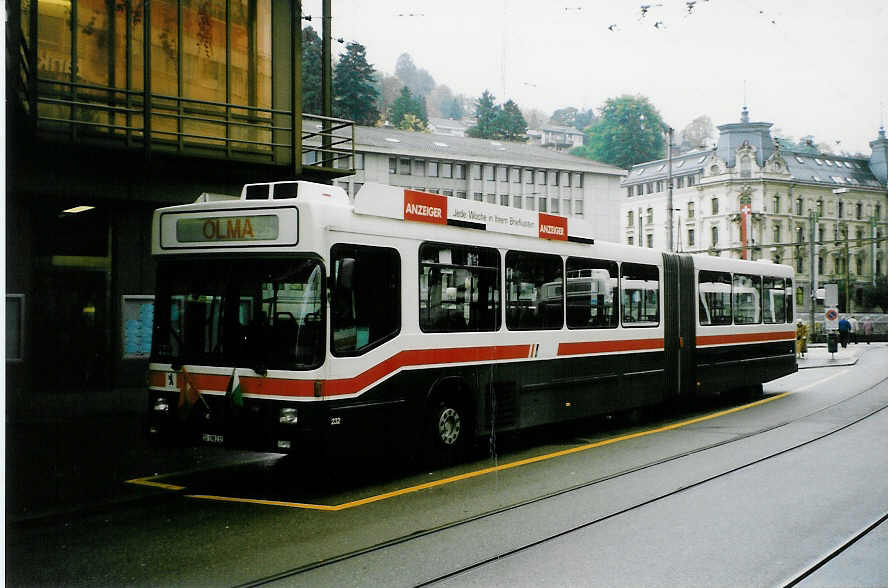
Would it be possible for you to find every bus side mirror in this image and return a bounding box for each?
[337,258,355,290]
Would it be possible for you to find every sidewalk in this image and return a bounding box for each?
[795,341,880,369]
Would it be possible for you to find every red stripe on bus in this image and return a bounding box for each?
[156,344,532,399]
[557,338,664,356]
[696,331,795,346]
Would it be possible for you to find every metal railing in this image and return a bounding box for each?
[16,37,354,174]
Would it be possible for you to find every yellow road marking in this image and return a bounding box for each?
[187,390,797,511]
[125,477,187,491]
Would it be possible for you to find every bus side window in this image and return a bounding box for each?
[620,262,659,327]
[785,279,794,323]
[565,257,618,329]
[418,243,501,333]
[733,273,762,325]
[763,277,785,324]
[698,270,732,326]
[331,244,401,355]
[505,251,563,331]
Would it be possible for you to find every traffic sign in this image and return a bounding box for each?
[825,307,839,330]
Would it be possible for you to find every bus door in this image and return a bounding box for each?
[662,253,696,404]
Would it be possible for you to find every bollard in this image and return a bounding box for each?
[827,332,838,354]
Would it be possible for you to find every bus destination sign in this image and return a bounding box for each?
[176,214,280,243]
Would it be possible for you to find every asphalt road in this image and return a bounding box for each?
[7,346,888,587]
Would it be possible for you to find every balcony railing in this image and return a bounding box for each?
[14,37,353,177]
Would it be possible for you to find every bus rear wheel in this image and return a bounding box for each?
[425,396,469,466]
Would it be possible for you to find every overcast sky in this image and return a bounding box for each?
[304,0,888,155]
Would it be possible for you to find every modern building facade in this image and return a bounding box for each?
[6,1,352,408]
[621,107,888,314]
[333,125,627,242]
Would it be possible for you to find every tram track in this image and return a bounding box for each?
[781,510,888,587]
[234,367,888,587]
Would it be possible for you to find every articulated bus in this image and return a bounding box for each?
[147,181,797,461]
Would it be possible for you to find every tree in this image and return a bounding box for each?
[678,115,715,152]
[466,90,501,139]
[551,106,578,127]
[551,106,597,131]
[573,108,598,133]
[332,42,380,126]
[497,99,528,142]
[861,275,888,312]
[570,95,666,169]
[442,97,464,120]
[521,107,548,130]
[301,26,323,115]
[388,86,427,128]
[398,113,426,132]
[376,73,404,122]
[394,52,435,98]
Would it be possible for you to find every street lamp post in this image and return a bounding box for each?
[665,126,674,252]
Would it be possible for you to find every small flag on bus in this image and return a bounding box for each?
[226,367,244,408]
[178,366,201,409]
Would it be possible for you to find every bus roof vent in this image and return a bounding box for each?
[240,181,349,203]
[242,183,271,200]
[194,192,240,203]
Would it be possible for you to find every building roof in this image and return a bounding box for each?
[539,124,584,136]
[621,106,887,191]
[622,149,713,184]
[781,150,883,189]
[353,125,626,176]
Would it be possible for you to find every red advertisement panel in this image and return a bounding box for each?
[404,189,448,225]
[538,213,568,240]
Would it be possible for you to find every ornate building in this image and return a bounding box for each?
[621,107,888,315]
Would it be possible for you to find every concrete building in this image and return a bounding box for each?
[621,106,888,314]
[332,125,627,242]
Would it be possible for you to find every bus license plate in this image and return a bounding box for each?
[201,433,224,444]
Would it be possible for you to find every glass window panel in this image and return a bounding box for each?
[419,243,501,332]
[621,263,659,326]
[764,277,785,324]
[565,258,618,329]
[698,270,732,325]
[331,244,400,355]
[506,251,563,330]
[733,273,762,324]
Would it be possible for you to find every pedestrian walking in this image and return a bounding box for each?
[863,317,873,344]
[795,319,808,358]
[849,315,859,344]
[838,316,851,348]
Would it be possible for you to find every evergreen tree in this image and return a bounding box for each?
[571,95,666,169]
[332,42,380,125]
[388,86,427,128]
[496,99,528,142]
[301,26,323,115]
[466,90,501,139]
[444,97,464,120]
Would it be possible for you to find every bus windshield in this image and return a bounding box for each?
[151,257,324,370]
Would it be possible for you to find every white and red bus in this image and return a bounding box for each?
[146,181,796,461]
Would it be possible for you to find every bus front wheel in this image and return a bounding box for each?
[425,395,469,465]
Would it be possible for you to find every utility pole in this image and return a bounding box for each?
[321,0,332,165]
[808,210,818,338]
[872,216,878,286]
[844,225,850,312]
[665,126,674,252]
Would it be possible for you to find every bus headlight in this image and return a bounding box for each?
[153,397,170,413]
[279,407,298,424]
